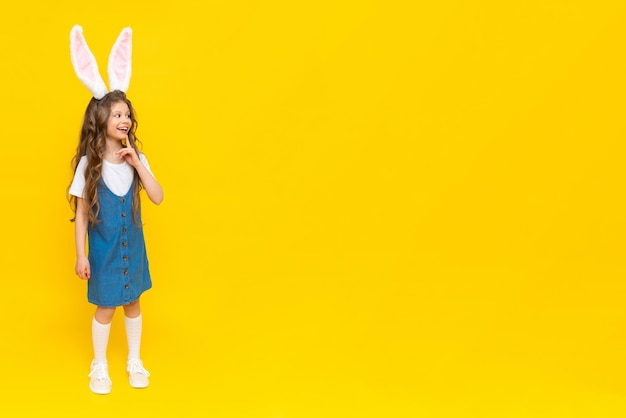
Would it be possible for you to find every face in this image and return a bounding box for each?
[106,101,132,141]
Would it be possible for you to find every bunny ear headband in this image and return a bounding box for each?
[70,25,132,99]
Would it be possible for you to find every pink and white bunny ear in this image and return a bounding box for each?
[69,25,108,99]
[108,27,132,93]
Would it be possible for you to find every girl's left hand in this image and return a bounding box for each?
[115,136,141,168]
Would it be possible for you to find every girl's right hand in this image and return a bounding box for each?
[75,256,91,280]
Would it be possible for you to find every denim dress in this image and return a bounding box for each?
[87,179,152,307]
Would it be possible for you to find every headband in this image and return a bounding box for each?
[70,25,132,99]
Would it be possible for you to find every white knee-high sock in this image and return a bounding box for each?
[125,314,143,361]
[92,318,111,364]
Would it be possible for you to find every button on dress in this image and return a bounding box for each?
[87,179,152,307]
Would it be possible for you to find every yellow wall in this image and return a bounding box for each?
[1,0,626,416]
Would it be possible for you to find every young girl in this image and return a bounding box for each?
[69,90,163,394]
[68,26,163,394]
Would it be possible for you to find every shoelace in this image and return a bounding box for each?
[88,363,111,382]
[127,359,150,376]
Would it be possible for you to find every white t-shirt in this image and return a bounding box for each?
[69,154,154,198]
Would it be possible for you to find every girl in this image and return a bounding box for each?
[68,26,163,394]
[69,90,163,394]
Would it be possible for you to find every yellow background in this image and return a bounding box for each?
[1,0,626,416]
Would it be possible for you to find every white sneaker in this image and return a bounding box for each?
[88,361,112,394]
[127,359,150,388]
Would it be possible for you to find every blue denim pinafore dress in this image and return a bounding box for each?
[87,179,152,307]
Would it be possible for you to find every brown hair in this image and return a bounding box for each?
[68,90,143,225]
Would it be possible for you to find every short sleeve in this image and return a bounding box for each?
[139,153,154,177]
[69,156,88,198]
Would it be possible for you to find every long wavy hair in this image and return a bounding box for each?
[68,90,143,225]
